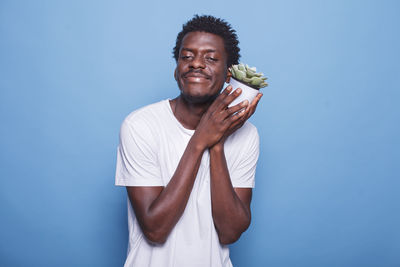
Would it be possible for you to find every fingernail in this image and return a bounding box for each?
[236,88,242,93]
[242,100,249,106]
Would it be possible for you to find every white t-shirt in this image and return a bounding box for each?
[115,99,259,267]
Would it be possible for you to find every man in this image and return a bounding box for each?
[115,15,262,267]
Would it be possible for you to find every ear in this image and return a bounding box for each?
[174,68,177,81]
[226,69,232,83]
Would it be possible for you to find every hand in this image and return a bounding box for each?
[193,86,250,150]
[213,91,263,148]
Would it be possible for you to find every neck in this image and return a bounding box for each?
[170,96,212,130]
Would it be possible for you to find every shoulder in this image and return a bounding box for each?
[229,121,259,146]
[123,100,169,126]
[224,121,259,158]
[238,121,258,137]
[120,100,170,139]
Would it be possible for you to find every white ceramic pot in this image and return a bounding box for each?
[228,77,260,107]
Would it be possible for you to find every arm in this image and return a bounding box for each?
[209,144,252,244]
[126,135,204,244]
[126,87,249,244]
[209,93,262,245]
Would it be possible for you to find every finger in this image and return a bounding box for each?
[226,106,248,125]
[225,113,247,135]
[252,92,263,105]
[247,93,263,118]
[209,86,233,111]
[215,85,233,103]
[223,100,249,118]
[218,87,243,110]
[237,95,259,122]
[223,85,233,95]
[229,114,246,130]
[223,105,253,136]
[249,93,262,109]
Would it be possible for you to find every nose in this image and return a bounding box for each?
[190,55,206,69]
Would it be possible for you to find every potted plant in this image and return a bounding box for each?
[228,63,268,107]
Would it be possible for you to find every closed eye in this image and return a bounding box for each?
[181,55,193,60]
[206,57,218,62]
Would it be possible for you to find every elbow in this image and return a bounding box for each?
[137,215,169,244]
[143,230,168,245]
[218,219,251,245]
[218,225,247,245]
[218,232,242,245]
[142,223,169,245]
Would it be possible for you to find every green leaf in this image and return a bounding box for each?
[250,77,263,86]
[246,68,256,77]
[242,77,251,83]
[236,69,247,80]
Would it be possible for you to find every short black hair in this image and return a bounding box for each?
[173,15,240,67]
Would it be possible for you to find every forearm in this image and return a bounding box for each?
[209,144,251,244]
[137,135,206,243]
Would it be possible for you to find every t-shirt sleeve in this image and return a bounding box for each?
[115,118,163,186]
[230,125,260,188]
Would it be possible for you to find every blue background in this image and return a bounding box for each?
[1,0,399,266]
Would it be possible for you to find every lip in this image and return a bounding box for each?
[184,76,210,84]
[185,75,209,80]
[185,75,209,79]
[184,71,211,79]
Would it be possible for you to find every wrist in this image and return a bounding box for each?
[189,134,208,153]
[210,142,224,153]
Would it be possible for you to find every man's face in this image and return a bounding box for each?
[175,31,229,104]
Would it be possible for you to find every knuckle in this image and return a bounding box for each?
[229,116,238,123]
[222,98,230,106]
[225,107,234,115]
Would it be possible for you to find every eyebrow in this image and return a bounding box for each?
[181,48,217,53]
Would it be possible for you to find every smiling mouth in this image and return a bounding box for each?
[185,76,209,81]
[183,70,211,80]
[184,74,211,84]
[185,74,209,79]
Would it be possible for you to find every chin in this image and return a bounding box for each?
[180,91,219,105]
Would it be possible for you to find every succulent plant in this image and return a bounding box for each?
[229,63,268,89]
